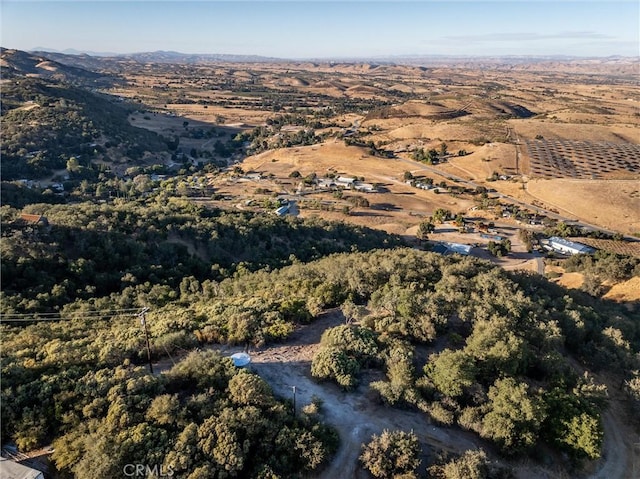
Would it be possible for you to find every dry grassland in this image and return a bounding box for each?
[168,104,272,126]
[441,143,517,179]
[603,277,640,302]
[526,179,640,234]
[510,118,638,142]
[119,59,638,236]
[237,142,473,230]
[552,275,640,304]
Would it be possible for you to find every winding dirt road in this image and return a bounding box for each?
[154,311,638,478]
[242,311,482,478]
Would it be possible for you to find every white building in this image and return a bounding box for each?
[546,236,595,255]
[275,205,289,216]
[274,201,299,217]
[317,178,336,189]
[354,182,376,193]
[433,242,472,256]
[335,176,356,187]
[446,242,473,255]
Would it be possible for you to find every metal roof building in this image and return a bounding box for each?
[432,242,472,256]
[547,236,595,255]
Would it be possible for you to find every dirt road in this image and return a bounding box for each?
[154,310,637,478]
[154,311,482,477]
[245,311,481,478]
[586,406,639,479]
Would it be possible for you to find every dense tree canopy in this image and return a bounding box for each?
[46,351,338,479]
[1,77,164,179]
[1,199,403,315]
[1,245,637,472]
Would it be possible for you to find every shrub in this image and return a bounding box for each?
[360,429,421,478]
[427,402,456,426]
[427,449,503,479]
[311,346,360,389]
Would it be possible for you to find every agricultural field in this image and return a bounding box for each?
[525,179,640,235]
[573,237,640,258]
[523,139,640,179]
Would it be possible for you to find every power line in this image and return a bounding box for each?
[2,307,158,378]
[1,308,140,317]
[0,308,142,323]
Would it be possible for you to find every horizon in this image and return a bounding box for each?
[15,46,640,61]
[1,1,638,59]
[16,46,640,63]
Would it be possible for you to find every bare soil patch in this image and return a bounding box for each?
[246,311,484,478]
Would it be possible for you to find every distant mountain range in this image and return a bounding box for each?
[32,47,121,57]
[9,46,636,78]
[28,47,639,65]
[31,48,284,63]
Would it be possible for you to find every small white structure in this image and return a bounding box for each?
[274,201,299,217]
[317,178,336,188]
[433,242,472,256]
[230,352,251,367]
[275,205,290,216]
[335,176,356,187]
[546,236,595,255]
[446,242,472,255]
[354,182,376,193]
[0,458,44,479]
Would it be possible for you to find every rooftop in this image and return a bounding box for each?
[548,236,595,253]
[0,459,43,479]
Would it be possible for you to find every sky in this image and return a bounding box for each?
[1,1,638,58]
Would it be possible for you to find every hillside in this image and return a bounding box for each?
[0,200,404,315]
[1,48,115,85]
[0,76,164,180]
[1,246,638,477]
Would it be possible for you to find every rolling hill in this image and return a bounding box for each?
[1,48,117,86]
[1,52,165,180]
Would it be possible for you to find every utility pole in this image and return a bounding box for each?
[291,386,297,417]
[138,307,153,374]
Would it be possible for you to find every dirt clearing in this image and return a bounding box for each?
[246,311,483,478]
